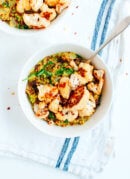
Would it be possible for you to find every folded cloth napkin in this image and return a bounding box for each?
[0,0,128,178]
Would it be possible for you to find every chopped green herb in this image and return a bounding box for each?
[48,111,56,120]
[28,94,37,104]
[64,119,69,124]
[64,68,74,75]
[76,54,82,59]
[55,67,74,76]
[2,1,10,8]
[43,61,54,68]
[22,73,36,81]
[55,67,64,76]
[17,24,29,29]
[36,61,54,77]
[37,69,52,77]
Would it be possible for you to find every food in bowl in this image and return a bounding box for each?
[25,52,105,127]
[0,0,70,29]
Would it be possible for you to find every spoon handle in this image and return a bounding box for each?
[89,16,130,60]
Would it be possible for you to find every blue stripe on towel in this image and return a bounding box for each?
[98,0,116,56]
[55,138,71,168]
[91,0,108,51]
[55,0,111,170]
[62,0,116,171]
[63,137,79,171]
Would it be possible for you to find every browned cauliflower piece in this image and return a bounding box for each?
[49,96,60,113]
[93,69,104,80]
[40,3,57,21]
[87,78,104,95]
[59,77,71,99]
[37,84,58,103]
[45,0,59,7]
[34,102,49,118]
[56,0,70,14]
[55,109,78,122]
[78,62,94,83]
[16,0,31,13]
[23,13,50,29]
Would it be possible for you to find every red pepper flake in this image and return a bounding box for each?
[78,68,86,77]
[7,107,11,110]
[76,5,79,8]
[74,32,77,35]
[41,12,51,20]
[59,82,66,88]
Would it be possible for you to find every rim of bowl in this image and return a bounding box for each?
[18,43,113,137]
[0,4,70,36]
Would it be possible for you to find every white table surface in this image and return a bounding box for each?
[0,2,130,179]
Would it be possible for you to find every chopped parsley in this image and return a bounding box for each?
[48,111,56,120]
[37,69,52,77]
[64,119,69,124]
[17,24,29,29]
[2,1,10,8]
[55,67,74,76]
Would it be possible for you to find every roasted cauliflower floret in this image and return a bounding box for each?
[16,0,31,13]
[34,102,49,118]
[49,96,60,113]
[23,13,50,29]
[70,73,87,89]
[70,62,94,89]
[59,77,71,99]
[37,84,58,103]
[56,0,70,14]
[69,73,80,90]
[78,100,95,117]
[89,92,96,103]
[93,69,104,80]
[69,60,78,71]
[30,0,43,11]
[78,93,96,117]
[87,78,104,95]
[87,69,104,95]
[55,109,78,122]
[45,0,59,7]
[67,85,95,117]
[78,62,94,83]
[40,3,57,21]
[71,86,90,111]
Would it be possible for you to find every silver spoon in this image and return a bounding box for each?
[87,16,130,61]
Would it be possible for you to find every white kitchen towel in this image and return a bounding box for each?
[0,0,128,178]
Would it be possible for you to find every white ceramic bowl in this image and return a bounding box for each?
[0,6,69,36]
[18,43,113,138]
